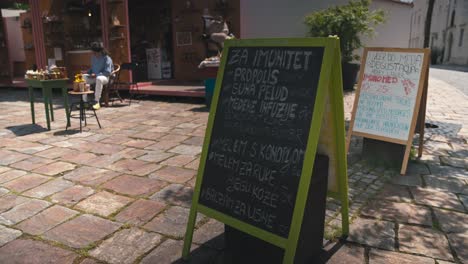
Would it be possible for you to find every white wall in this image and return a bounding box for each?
[240,0,412,55]
[240,0,350,38]
[365,0,412,48]
[5,17,25,62]
[1,9,24,18]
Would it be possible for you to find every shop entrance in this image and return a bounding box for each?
[128,0,173,83]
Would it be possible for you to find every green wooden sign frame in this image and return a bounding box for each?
[183,37,349,264]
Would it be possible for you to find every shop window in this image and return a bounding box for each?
[459,28,464,47]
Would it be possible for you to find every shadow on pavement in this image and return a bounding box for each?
[53,129,81,136]
[5,124,48,136]
[189,106,210,113]
[177,235,356,263]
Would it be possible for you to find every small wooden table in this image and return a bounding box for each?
[67,90,102,132]
[26,79,70,130]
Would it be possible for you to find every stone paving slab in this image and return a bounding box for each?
[398,224,453,261]
[90,227,162,264]
[361,200,432,226]
[101,175,167,196]
[0,225,22,247]
[115,199,166,226]
[32,161,76,176]
[410,186,465,212]
[368,249,435,264]
[107,159,161,176]
[74,191,133,217]
[0,150,30,166]
[460,194,468,209]
[140,240,218,264]
[0,194,30,213]
[0,199,50,225]
[0,187,8,197]
[2,173,51,193]
[22,178,74,199]
[150,183,193,208]
[423,174,468,194]
[192,219,225,250]
[144,206,204,238]
[447,231,468,263]
[49,184,95,206]
[0,169,27,184]
[325,244,365,264]
[15,205,78,235]
[0,239,78,263]
[149,166,196,184]
[10,156,54,171]
[373,183,413,203]
[433,208,468,233]
[63,166,120,187]
[347,218,395,250]
[43,214,121,248]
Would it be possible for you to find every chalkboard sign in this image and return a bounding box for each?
[183,38,349,264]
[347,48,430,174]
[198,46,324,237]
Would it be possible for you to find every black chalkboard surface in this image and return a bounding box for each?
[198,47,325,238]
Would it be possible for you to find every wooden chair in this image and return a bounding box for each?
[102,64,123,107]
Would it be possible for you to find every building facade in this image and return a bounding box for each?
[410,0,468,65]
[240,0,413,61]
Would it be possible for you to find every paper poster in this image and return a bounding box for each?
[47,58,56,68]
[54,47,62,61]
[146,48,162,79]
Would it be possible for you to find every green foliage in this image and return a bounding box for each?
[11,2,29,10]
[0,2,29,10]
[304,0,385,63]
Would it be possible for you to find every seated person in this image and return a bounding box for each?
[82,42,113,110]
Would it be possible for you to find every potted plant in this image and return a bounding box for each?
[304,0,385,90]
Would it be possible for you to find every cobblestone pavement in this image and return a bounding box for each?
[0,69,466,264]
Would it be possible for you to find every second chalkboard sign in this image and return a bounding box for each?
[183,38,349,264]
[347,47,430,175]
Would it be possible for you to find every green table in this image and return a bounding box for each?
[26,79,71,130]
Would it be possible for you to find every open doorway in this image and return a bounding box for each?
[128,0,173,83]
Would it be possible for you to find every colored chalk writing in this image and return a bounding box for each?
[353,51,425,141]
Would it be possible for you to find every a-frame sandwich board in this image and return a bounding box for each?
[346,47,430,175]
[183,37,349,264]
